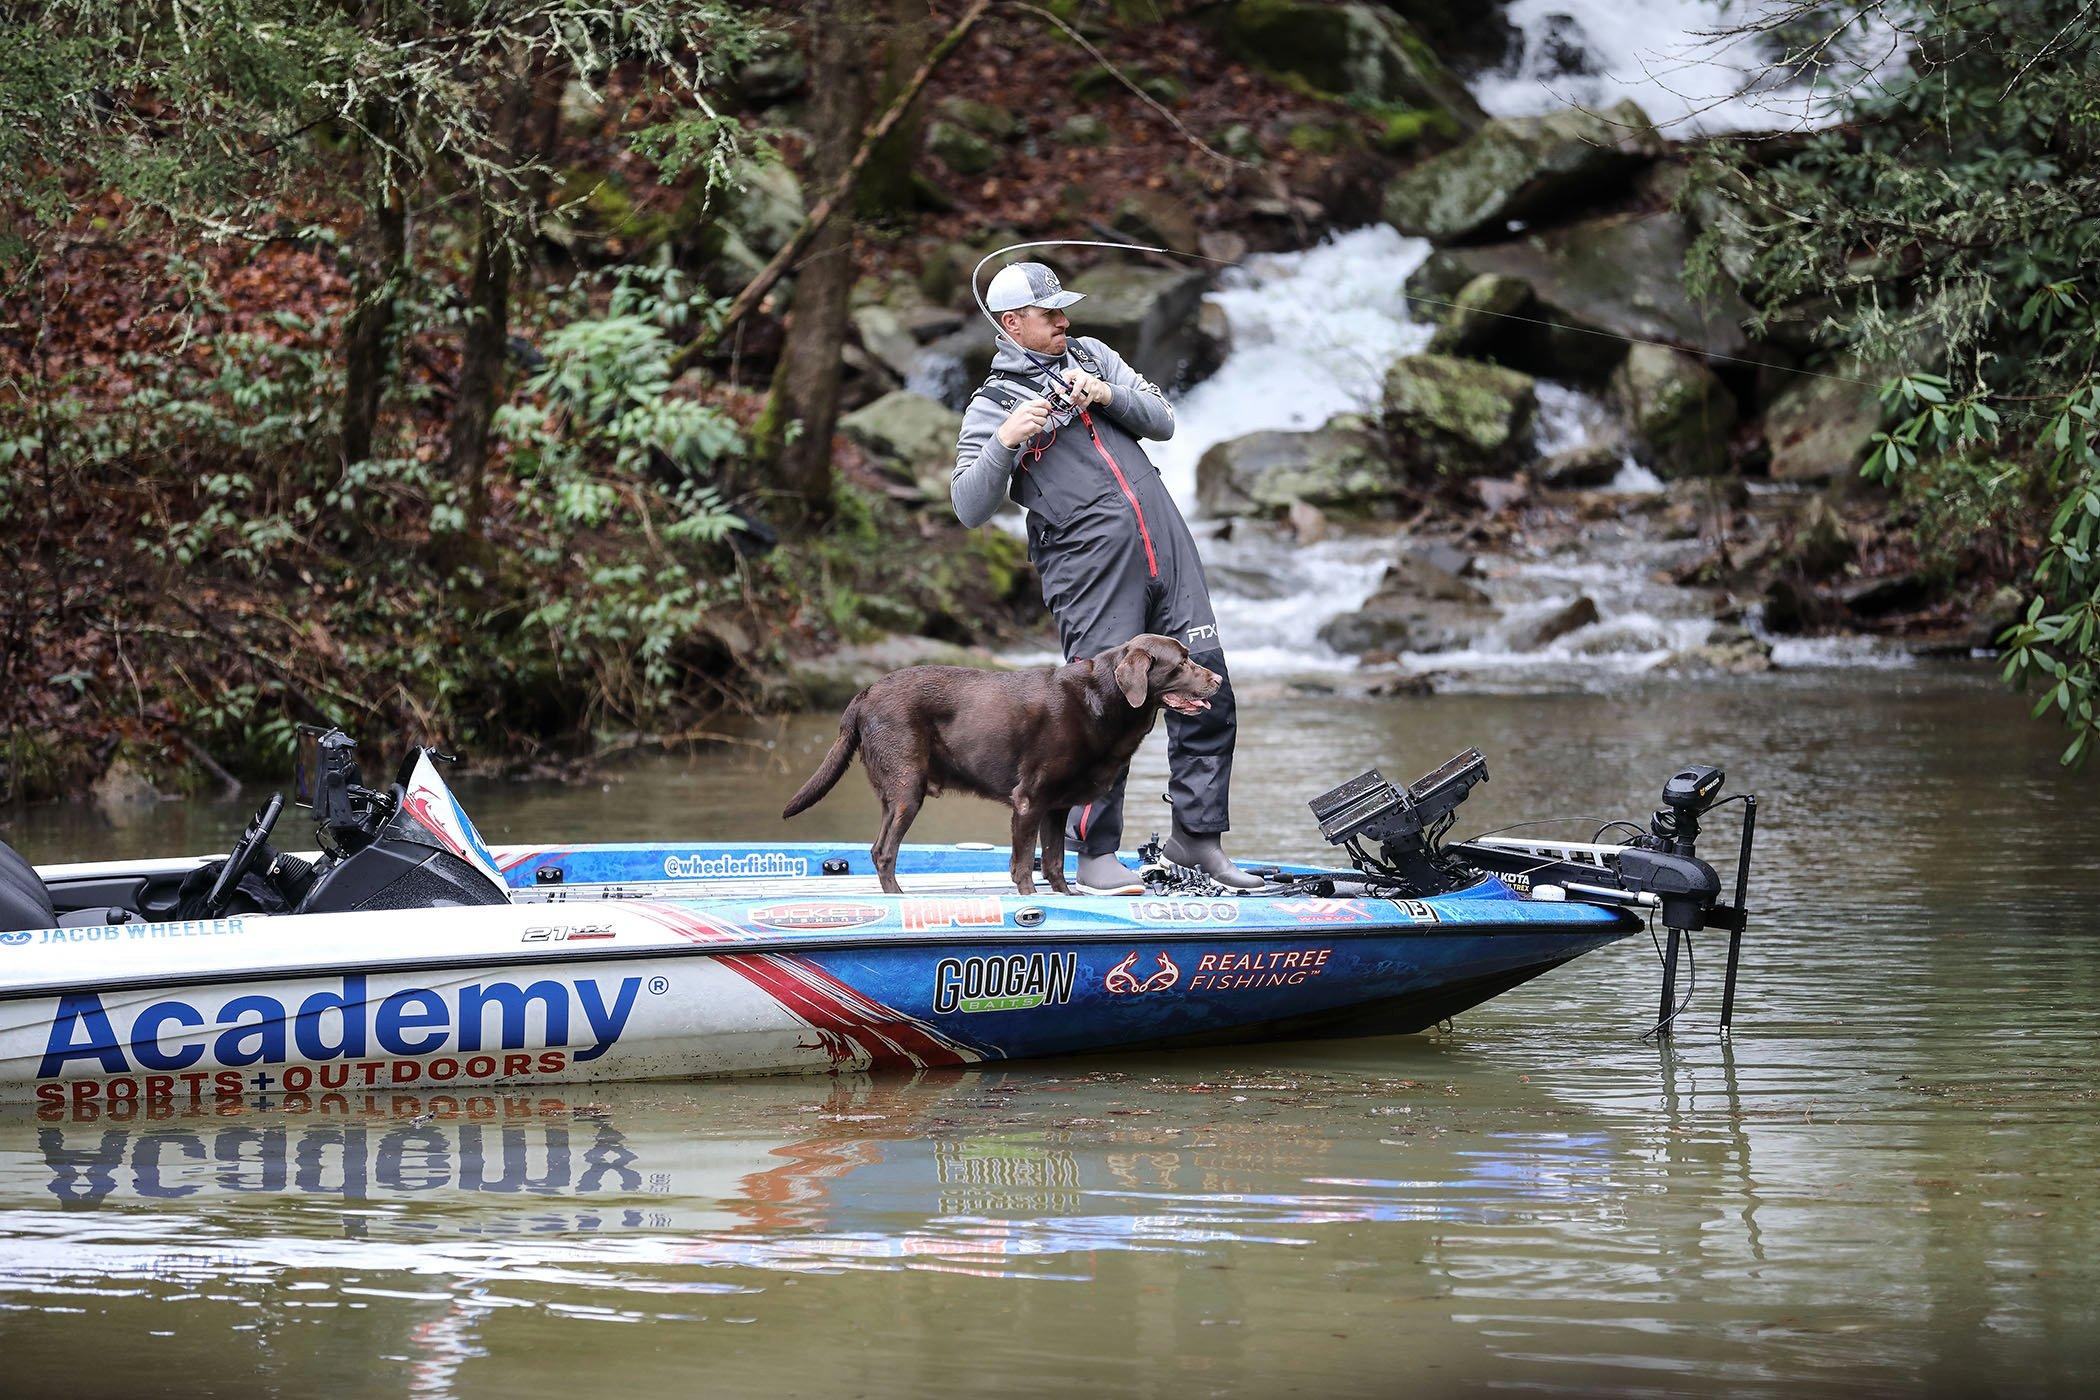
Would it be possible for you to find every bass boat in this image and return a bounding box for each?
[0,730,1755,1110]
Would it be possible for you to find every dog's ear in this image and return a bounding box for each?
[1113,647,1151,708]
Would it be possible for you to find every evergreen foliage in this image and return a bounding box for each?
[1690,1,2100,763]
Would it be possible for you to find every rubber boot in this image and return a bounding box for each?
[1162,824,1265,890]
[1075,852,1143,895]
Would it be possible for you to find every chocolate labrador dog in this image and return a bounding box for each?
[782,634,1220,895]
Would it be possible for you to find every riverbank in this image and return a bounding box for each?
[0,2,2019,808]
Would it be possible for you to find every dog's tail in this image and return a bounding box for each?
[781,691,866,820]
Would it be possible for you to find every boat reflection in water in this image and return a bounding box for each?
[4,1061,1627,1280]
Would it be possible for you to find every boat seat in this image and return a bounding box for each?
[0,838,55,934]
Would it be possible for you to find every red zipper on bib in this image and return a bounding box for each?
[1081,409,1158,578]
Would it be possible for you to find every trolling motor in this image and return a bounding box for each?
[1351,754,1758,1037]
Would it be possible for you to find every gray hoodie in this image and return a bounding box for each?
[950,336,1176,528]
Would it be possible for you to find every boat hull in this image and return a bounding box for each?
[4,844,1637,1107]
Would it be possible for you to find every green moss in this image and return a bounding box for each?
[1370,104,1459,154]
[1285,120,1344,154]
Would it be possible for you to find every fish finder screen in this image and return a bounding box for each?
[293,724,325,808]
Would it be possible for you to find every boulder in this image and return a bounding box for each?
[1509,595,1599,651]
[1609,343,1738,478]
[1068,263,1211,390]
[1534,441,1624,489]
[1782,494,1856,578]
[1209,563,1297,600]
[1053,114,1111,146]
[1380,353,1538,477]
[1193,417,1397,518]
[1431,211,1756,378]
[1966,584,2026,651]
[851,305,921,381]
[1289,500,1330,544]
[1213,1,1486,130]
[936,96,1018,141]
[839,391,964,498]
[727,161,806,259]
[1837,571,1929,619]
[895,304,966,343]
[1111,188,1201,256]
[1765,369,1885,482]
[1427,273,1533,359]
[787,637,1009,710]
[927,121,999,175]
[1406,539,1476,580]
[1317,550,1497,655]
[730,33,808,105]
[1660,626,1775,675]
[1381,101,1664,244]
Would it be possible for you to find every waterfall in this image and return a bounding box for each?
[1471,0,1908,134]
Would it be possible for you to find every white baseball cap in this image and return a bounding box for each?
[985,261,1086,313]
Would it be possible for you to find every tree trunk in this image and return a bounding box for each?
[340,155,407,466]
[855,0,934,218]
[444,51,567,521]
[752,0,875,523]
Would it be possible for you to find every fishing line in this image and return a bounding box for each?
[966,235,2057,427]
[970,237,1242,402]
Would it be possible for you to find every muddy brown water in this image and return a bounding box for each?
[2,666,2096,1397]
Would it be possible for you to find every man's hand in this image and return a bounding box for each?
[995,398,1053,449]
[1062,366,1112,408]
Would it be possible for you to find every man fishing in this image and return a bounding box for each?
[951,259,1260,893]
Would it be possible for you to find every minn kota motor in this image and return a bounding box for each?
[1628,765,1757,1037]
[1311,752,1757,1038]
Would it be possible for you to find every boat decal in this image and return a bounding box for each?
[9,917,250,950]
[662,852,811,880]
[1271,898,1378,924]
[497,846,570,874]
[933,953,1078,1014]
[1187,946,1332,992]
[900,897,1003,932]
[747,901,887,932]
[30,972,646,1107]
[1103,950,1180,995]
[725,953,977,1070]
[521,923,616,943]
[401,751,507,891]
[632,904,982,1069]
[1130,899,1240,924]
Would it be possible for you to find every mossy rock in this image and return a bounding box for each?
[1073,64,1187,105]
[937,96,1020,140]
[839,390,964,494]
[1430,210,1758,373]
[1214,0,1486,130]
[1285,118,1346,155]
[1381,100,1665,244]
[1609,343,1737,478]
[1054,114,1112,147]
[1427,273,1533,358]
[546,170,674,258]
[1110,187,1201,255]
[1194,415,1398,518]
[1216,123,1264,162]
[928,121,1000,176]
[1371,104,1461,156]
[1380,353,1538,476]
[1764,365,1885,481]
